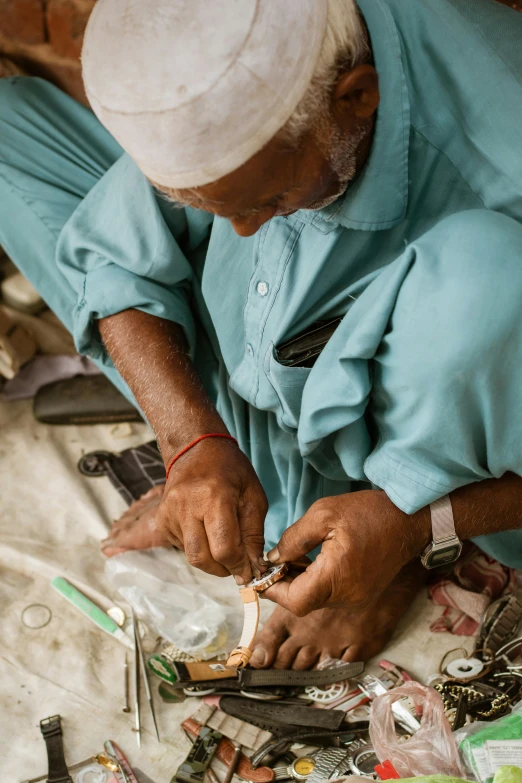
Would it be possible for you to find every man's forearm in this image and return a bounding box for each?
[98,309,228,460]
[412,472,522,554]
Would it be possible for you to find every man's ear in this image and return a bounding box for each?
[332,64,380,127]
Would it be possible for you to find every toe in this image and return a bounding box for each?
[251,611,289,668]
[292,645,320,671]
[341,644,361,662]
[273,639,300,669]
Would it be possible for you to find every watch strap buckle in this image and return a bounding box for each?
[40,715,63,739]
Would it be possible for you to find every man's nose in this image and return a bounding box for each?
[230,206,277,237]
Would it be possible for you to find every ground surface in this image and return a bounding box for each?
[0,397,473,782]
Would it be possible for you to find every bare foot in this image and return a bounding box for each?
[101,485,170,556]
[250,562,426,669]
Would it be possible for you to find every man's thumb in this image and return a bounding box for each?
[267,510,329,564]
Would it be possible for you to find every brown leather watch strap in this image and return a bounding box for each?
[182,718,274,782]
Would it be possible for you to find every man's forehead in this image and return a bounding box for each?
[159,134,300,210]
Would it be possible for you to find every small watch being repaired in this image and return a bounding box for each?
[225,564,289,670]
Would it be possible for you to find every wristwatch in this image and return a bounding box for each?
[288,757,317,781]
[225,564,288,669]
[421,495,462,569]
[347,743,379,777]
[40,715,72,783]
[272,756,317,781]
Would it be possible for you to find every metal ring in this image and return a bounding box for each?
[21,604,52,629]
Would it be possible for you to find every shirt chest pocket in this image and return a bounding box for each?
[266,344,311,431]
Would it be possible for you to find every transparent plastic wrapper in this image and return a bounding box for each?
[369,681,466,778]
[454,701,522,783]
[105,548,243,659]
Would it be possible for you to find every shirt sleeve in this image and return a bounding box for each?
[56,153,213,364]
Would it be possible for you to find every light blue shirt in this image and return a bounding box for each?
[56,0,522,550]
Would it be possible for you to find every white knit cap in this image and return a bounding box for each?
[82,0,327,188]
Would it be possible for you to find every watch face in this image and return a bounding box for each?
[427,543,462,567]
[350,747,379,776]
[292,757,316,779]
[249,563,288,591]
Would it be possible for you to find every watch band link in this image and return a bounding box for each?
[306,749,349,783]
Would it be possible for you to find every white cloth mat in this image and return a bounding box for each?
[0,398,473,782]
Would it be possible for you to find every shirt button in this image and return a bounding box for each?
[256,281,269,297]
[246,343,254,357]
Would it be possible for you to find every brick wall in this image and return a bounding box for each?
[0,0,521,106]
[0,0,97,104]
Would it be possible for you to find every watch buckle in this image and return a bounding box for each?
[40,715,63,737]
[225,647,252,669]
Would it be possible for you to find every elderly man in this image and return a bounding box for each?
[1,0,522,669]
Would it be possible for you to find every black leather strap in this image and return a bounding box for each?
[219,696,345,733]
[239,662,364,688]
[40,716,72,783]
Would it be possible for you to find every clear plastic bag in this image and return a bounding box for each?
[105,548,242,659]
[369,681,466,778]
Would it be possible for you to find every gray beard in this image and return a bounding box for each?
[305,121,368,211]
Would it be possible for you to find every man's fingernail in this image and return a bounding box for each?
[234,575,245,586]
[267,548,280,563]
[251,647,267,666]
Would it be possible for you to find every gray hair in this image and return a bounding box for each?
[282,0,369,143]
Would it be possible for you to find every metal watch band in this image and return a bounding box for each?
[430,495,456,541]
[40,716,72,783]
[272,766,292,781]
[239,661,364,688]
[484,592,522,654]
[307,749,348,783]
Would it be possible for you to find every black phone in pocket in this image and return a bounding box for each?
[273,316,343,368]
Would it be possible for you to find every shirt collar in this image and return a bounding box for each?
[309,0,410,232]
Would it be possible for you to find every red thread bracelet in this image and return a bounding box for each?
[165,433,238,480]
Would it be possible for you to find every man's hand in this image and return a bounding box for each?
[157,437,267,583]
[98,310,268,582]
[263,490,430,616]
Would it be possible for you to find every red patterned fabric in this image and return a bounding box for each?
[429,544,516,635]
